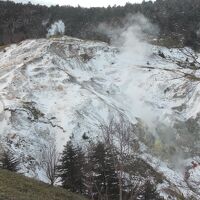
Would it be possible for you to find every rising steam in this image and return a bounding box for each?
[97,13,159,63]
[47,20,65,38]
[97,14,193,168]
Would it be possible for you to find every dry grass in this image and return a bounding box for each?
[0,169,87,200]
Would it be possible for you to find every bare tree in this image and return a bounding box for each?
[158,47,200,69]
[157,48,200,82]
[42,141,60,185]
[99,115,136,200]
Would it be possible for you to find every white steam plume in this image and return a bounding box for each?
[97,13,160,125]
[97,13,159,64]
[47,20,65,38]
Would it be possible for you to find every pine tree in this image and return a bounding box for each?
[59,140,85,194]
[0,150,20,172]
[137,181,164,200]
[90,141,119,200]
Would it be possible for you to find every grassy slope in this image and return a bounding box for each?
[0,169,87,200]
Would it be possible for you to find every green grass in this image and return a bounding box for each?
[0,169,87,200]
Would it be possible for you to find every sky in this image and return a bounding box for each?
[12,0,145,7]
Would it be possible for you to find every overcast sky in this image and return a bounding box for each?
[12,0,145,7]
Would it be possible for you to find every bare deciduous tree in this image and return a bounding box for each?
[99,115,136,200]
[42,141,60,185]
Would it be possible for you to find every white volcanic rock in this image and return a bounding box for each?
[1,36,200,198]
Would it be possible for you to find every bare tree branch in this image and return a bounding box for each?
[42,141,60,185]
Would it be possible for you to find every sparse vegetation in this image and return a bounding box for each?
[0,169,88,200]
[0,149,20,172]
[58,117,166,200]
[80,53,92,62]
[22,101,44,120]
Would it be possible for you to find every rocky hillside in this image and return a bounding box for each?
[1,36,200,199]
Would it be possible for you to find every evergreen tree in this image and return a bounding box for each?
[0,150,20,172]
[1,0,200,49]
[59,140,85,194]
[137,181,164,200]
[90,141,119,200]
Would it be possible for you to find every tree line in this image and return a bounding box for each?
[0,0,200,49]
[0,140,163,200]
[58,139,163,200]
